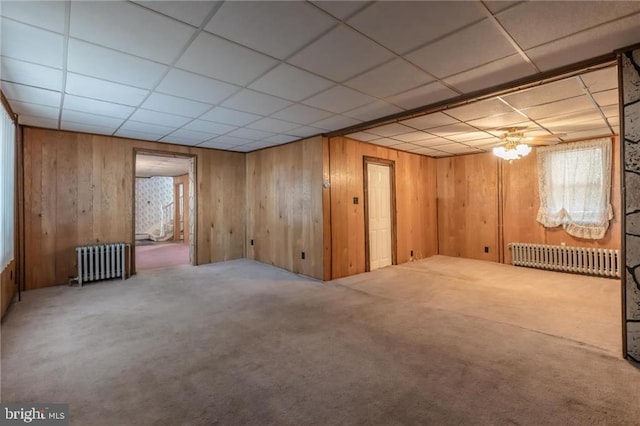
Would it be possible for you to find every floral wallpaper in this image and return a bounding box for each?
[135,177,174,235]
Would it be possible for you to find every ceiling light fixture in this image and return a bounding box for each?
[493,130,531,161]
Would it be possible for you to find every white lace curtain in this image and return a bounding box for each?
[536,138,613,239]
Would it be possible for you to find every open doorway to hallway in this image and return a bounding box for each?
[134,152,196,272]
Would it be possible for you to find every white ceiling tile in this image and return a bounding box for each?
[67,39,168,89]
[428,123,478,137]
[520,96,596,120]
[347,1,485,54]
[200,107,262,126]
[345,131,379,142]
[483,1,523,14]
[1,81,60,107]
[66,73,149,106]
[247,118,300,133]
[197,141,235,150]
[368,137,402,147]
[525,13,640,71]
[183,119,237,135]
[264,134,300,144]
[434,143,481,154]
[408,19,517,78]
[564,128,615,141]
[311,1,370,20]
[119,120,174,138]
[156,137,198,147]
[497,1,640,50]
[60,121,115,136]
[271,104,333,125]
[249,64,334,102]
[391,131,438,143]
[286,126,324,138]
[129,109,192,127]
[601,105,618,119]
[400,112,459,130]
[467,112,529,129]
[411,147,446,157]
[222,89,293,116]
[1,1,66,33]
[592,89,618,107]
[445,131,496,143]
[227,128,275,141]
[414,137,460,147]
[445,99,515,122]
[63,95,135,119]
[70,1,195,64]
[443,54,538,94]
[161,129,214,144]
[462,137,502,147]
[133,1,217,27]
[1,18,64,68]
[366,123,415,137]
[206,1,336,59]
[579,66,618,94]
[203,135,253,147]
[61,109,123,129]
[288,25,394,82]
[156,69,239,105]
[17,114,58,128]
[0,56,62,91]
[386,82,459,110]
[345,58,433,98]
[114,128,161,141]
[391,142,421,152]
[501,78,585,109]
[176,32,278,86]
[9,100,59,120]
[310,115,361,131]
[343,100,404,122]
[228,144,256,152]
[539,116,609,133]
[303,85,375,113]
[142,93,211,118]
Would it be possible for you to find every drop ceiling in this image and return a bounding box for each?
[136,154,191,178]
[1,1,637,155]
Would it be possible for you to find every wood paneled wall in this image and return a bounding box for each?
[1,259,16,318]
[245,136,324,280]
[436,153,500,262]
[22,127,245,289]
[502,137,621,263]
[436,137,621,264]
[329,136,438,279]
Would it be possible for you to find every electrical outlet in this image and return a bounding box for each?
[301,252,305,260]
[250,239,254,246]
[410,250,414,257]
[353,197,359,204]
[484,246,489,253]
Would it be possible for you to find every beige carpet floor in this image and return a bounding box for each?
[1,256,638,425]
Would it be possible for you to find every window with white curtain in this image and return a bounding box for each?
[536,138,613,240]
[0,102,16,269]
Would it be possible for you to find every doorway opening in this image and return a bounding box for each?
[134,152,196,272]
[364,157,397,272]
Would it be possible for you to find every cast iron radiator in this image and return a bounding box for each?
[75,243,130,287]
[508,242,620,278]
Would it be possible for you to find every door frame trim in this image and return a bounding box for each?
[363,156,397,272]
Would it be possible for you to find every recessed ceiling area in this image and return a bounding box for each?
[136,154,191,178]
[344,63,619,157]
[1,1,637,154]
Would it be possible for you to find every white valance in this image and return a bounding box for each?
[536,138,613,240]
